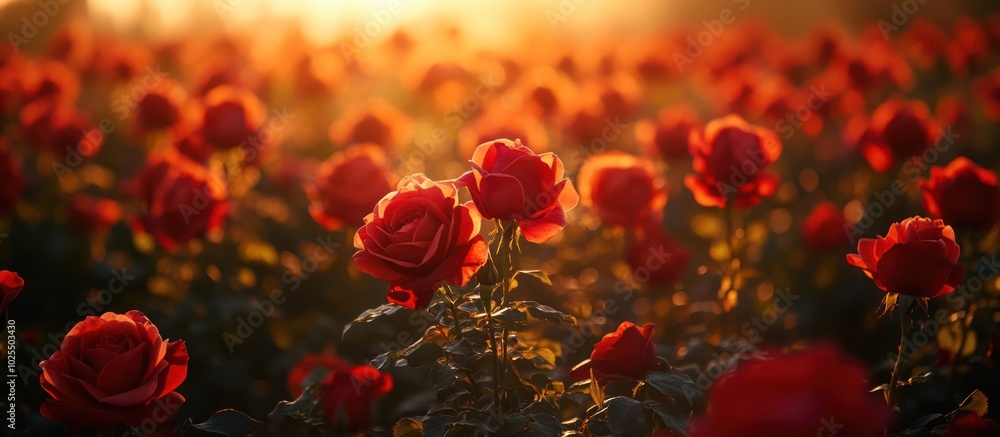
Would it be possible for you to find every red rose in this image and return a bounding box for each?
[320,364,392,432]
[625,223,690,286]
[802,202,849,251]
[635,104,699,160]
[0,140,24,215]
[19,99,102,159]
[578,152,667,228]
[0,270,24,314]
[329,99,410,150]
[308,144,398,230]
[684,115,781,209]
[847,97,936,172]
[689,345,888,437]
[846,216,964,298]
[136,79,185,131]
[353,174,488,309]
[456,139,579,243]
[67,195,122,234]
[287,353,347,398]
[919,157,1000,230]
[943,412,1000,437]
[200,85,265,150]
[569,321,659,386]
[130,152,229,250]
[40,311,188,433]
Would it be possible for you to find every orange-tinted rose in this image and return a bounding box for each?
[625,223,690,286]
[67,195,122,234]
[578,152,666,228]
[689,345,888,437]
[802,202,849,251]
[0,140,24,215]
[919,157,1000,230]
[287,352,347,398]
[635,104,699,160]
[130,152,229,250]
[329,99,410,150]
[0,270,24,314]
[354,175,488,309]
[308,144,398,231]
[569,321,660,386]
[136,79,186,131]
[40,311,188,433]
[320,364,392,432]
[19,99,102,160]
[847,216,964,298]
[684,115,781,209]
[456,139,579,243]
[847,98,936,172]
[200,85,266,150]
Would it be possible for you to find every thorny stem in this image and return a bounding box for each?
[886,303,911,432]
[437,284,463,341]
[488,220,517,412]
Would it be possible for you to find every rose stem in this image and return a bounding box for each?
[886,302,911,433]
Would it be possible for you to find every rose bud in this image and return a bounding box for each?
[802,202,849,251]
[0,270,24,314]
[635,104,699,161]
[578,151,666,228]
[943,412,1000,436]
[287,352,348,398]
[39,311,188,433]
[919,157,1000,231]
[846,97,937,172]
[307,144,398,231]
[569,321,660,386]
[130,152,229,251]
[688,345,888,437]
[67,195,122,234]
[0,140,24,215]
[846,216,964,298]
[456,139,579,243]
[320,364,392,432]
[625,223,690,286]
[200,85,266,150]
[684,115,782,209]
[353,174,488,309]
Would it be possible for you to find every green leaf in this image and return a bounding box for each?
[592,397,646,435]
[399,341,444,367]
[589,370,604,407]
[517,270,552,286]
[393,418,424,437]
[191,409,263,436]
[644,371,700,404]
[644,400,687,432]
[528,413,563,437]
[515,301,576,325]
[343,304,405,337]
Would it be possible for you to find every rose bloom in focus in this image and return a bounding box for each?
[308,144,398,231]
[577,151,667,228]
[688,345,888,437]
[569,321,660,386]
[920,157,1000,230]
[456,139,579,243]
[847,216,964,298]
[684,115,781,209]
[39,311,188,433]
[354,175,488,309]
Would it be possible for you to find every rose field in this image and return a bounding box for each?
[2,0,1000,436]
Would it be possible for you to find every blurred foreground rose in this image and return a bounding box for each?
[0,270,24,314]
[578,152,666,228]
[308,144,398,231]
[684,115,781,209]
[456,139,578,243]
[689,345,888,437]
[920,157,1000,230]
[569,321,659,386]
[847,216,964,298]
[354,174,488,309]
[39,311,188,433]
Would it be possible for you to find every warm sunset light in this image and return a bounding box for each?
[2,0,999,436]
